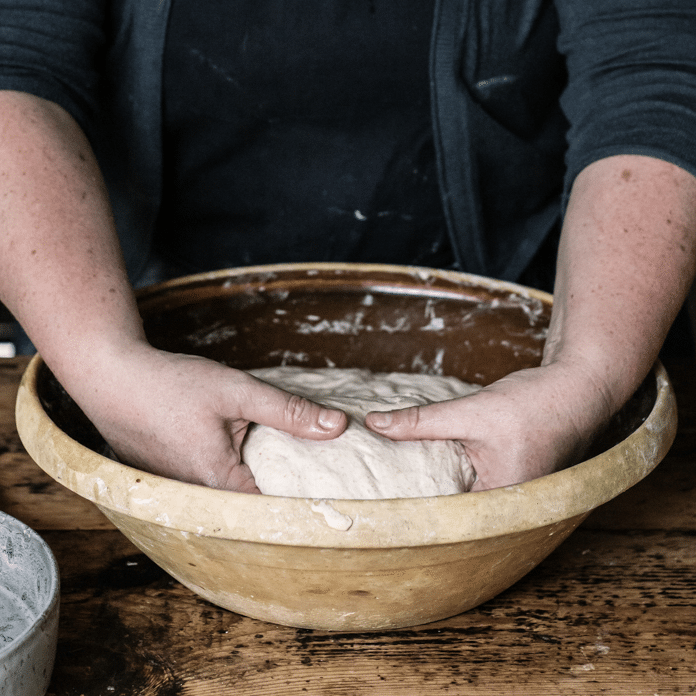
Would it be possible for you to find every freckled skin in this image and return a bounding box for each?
[369,155,696,490]
[2,92,696,491]
[0,92,347,492]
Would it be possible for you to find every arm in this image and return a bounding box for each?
[544,154,696,415]
[0,91,346,490]
[367,154,696,490]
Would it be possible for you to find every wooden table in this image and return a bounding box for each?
[1,356,695,695]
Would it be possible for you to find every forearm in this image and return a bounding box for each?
[367,154,696,489]
[0,92,146,387]
[546,154,696,414]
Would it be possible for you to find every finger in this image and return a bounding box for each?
[220,459,262,494]
[234,376,348,441]
[364,399,466,441]
[470,477,490,493]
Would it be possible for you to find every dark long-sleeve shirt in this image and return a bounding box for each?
[1,0,695,284]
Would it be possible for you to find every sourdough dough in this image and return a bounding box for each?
[243,367,479,499]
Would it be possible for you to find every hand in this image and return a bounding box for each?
[73,344,348,493]
[364,361,613,491]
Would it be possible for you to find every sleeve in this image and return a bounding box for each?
[0,0,106,131]
[556,0,696,198]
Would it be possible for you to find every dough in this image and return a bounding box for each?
[243,367,479,499]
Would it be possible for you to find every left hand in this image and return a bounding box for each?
[364,360,613,491]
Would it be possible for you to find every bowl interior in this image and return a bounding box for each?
[35,263,655,460]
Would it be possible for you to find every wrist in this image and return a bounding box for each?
[539,350,638,434]
[44,330,154,408]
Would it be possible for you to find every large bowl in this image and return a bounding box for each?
[0,511,59,696]
[15,263,676,630]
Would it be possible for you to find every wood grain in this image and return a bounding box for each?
[2,356,695,695]
[39,528,696,695]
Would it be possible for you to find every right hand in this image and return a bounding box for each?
[365,358,614,491]
[70,342,348,493]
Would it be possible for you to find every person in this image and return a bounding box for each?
[0,0,695,493]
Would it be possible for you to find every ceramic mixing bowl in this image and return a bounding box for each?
[15,263,676,630]
[0,511,59,696]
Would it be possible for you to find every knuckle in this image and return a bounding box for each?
[284,394,312,425]
[405,405,421,430]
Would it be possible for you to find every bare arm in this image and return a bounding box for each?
[0,92,141,371]
[0,91,346,490]
[545,154,696,408]
[367,154,696,489]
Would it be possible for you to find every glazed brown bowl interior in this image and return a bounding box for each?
[37,263,652,457]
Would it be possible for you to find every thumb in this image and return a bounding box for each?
[237,376,348,440]
[364,400,460,441]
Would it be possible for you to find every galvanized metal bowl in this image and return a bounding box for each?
[15,263,676,630]
[0,511,59,696]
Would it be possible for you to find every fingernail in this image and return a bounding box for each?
[369,412,392,429]
[318,409,343,430]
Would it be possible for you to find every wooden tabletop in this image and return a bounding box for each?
[1,355,695,695]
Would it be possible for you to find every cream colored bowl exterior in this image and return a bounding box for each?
[14,265,678,630]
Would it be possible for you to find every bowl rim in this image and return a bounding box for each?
[134,260,556,302]
[15,263,678,549]
[0,510,60,660]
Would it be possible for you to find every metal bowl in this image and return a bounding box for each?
[0,511,59,696]
[15,263,676,630]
